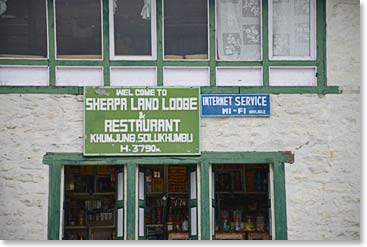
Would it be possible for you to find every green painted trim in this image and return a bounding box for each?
[0,59,49,66]
[200,160,210,240]
[47,162,61,240]
[216,61,263,67]
[110,61,157,66]
[163,61,210,67]
[0,85,340,95]
[209,0,216,86]
[156,0,163,86]
[47,0,56,86]
[55,60,104,67]
[273,162,288,240]
[316,0,327,87]
[262,0,269,87]
[42,152,293,165]
[201,151,293,164]
[43,152,201,165]
[268,60,317,67]
[126,162,136,240]
[102,0,110,86]
[0,86,83,94]
[201,86,341,94]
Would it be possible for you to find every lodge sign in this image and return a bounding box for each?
[84,87,200,156]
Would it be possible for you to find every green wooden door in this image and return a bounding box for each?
[138,168,146,240]
[188,165,198,240]
[115,168,124,240]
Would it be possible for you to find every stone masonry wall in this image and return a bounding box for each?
[0,0,360,240]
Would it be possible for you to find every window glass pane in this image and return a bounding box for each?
[56,0,102,59]
[164,0,208,60]
[0,0,47,57]
[113,0,152,56]
[271,0,313,58]
[217,0,261,60]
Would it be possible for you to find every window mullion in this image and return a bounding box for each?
[48,0,56,86]
[316,0,326,88]
[103,0,110,86]
[157,0,163,86]
[209,0,216,86]
[262,0,269,87]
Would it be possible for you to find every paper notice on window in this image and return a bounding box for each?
[117,172,123,201]
[117,208,123,237]
[191,207,197,236]
[139,208,144,237]
[212,207,215,236]
[139,172,144,200]
[211,171,215,199]
[190,171,197,200]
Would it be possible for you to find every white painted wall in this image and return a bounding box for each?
[0,0,360,240]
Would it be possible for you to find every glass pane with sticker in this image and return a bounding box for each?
[217,0,262,60]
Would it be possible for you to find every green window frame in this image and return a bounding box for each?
[0,0,339,94]
[43,151,293,240]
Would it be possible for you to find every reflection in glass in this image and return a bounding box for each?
[113,0,152,57]
[56,0,102,59]
[0,0,47,57]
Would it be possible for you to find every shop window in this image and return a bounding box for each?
[111,0,156,59]
[269,0,316,60]
[138,165,198,240]
[63,165,125,240]
[216,0,262,61]
[55,0,102,59]
[0,0,47,58]
[164,0,208,60]
[212,164,272,240]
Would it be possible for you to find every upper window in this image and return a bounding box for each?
[55,0,102,59]
[111,0,156,59]
[269,0,316,60]
[216,0,262,61]
[0,0,47,58]
[164,0,208,60]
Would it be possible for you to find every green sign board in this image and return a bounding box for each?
[84,87,200,156]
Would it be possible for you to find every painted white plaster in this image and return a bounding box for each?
[216,67,263,86]
[0,66,49,86]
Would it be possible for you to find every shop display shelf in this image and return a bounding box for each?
[64,225,88,230]
[66,192,115,197]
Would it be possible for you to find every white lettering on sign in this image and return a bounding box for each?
[85,98,128,111]
[104,118,181,133]
[202,96,267,106]
[85,97,198,111]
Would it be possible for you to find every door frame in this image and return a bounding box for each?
[43,151,292,240]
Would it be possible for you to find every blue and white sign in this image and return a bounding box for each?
[201,94,270,117]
